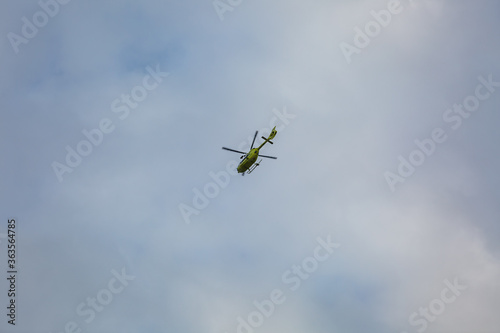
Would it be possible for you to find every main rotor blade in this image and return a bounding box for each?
[259,154,277,159]
[222,147,246,154]
[250,131,258,150]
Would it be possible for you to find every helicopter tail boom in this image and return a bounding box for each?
[257,126,277,149]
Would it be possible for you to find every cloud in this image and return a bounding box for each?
[1,0,500,332]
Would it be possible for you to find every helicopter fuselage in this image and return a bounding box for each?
[237,148,259,173]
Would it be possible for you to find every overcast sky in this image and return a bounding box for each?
[1,0,500,332]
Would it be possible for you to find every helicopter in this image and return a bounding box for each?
[222,126,278,175]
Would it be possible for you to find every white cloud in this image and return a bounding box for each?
[1,0,500,332]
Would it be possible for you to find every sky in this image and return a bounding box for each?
[1,0,500,332]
